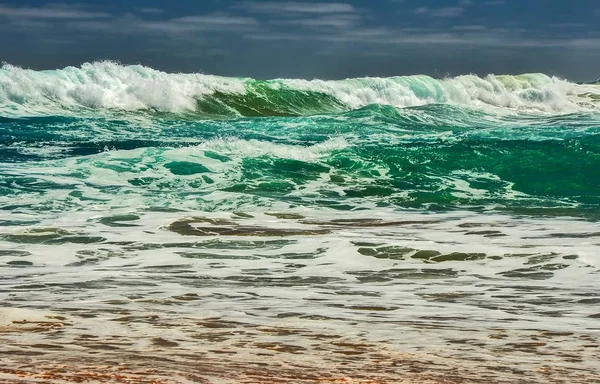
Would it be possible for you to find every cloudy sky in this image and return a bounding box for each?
[1,0,599,81]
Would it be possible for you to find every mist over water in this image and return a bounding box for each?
[1,62,599,383]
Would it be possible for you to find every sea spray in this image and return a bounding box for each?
[1,62,598,117]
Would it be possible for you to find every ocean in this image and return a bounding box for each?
[0,61,599,383]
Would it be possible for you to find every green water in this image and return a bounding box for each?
[1,63,600,383]
[1,106,598,218]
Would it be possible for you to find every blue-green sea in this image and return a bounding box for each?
[0,62,599,383]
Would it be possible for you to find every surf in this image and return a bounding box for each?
[1,61,599,118]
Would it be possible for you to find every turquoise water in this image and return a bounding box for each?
[1,62,599,382]
[2,108,599,216]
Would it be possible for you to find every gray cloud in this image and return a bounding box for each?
[138,8,164,14]
[174,15,260,28]
[64,14,261,35]
[549,23,585,28]
[0,2,593,51]
[269,13,362,29]
[0,4,110,19]
[0,0,598,82]
[239,1,356,14]
[452,25,487,31]
[245,23,600,50]
[415,7,464,18]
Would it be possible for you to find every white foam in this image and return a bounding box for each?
[0,307,63,326]
[193,136,350,162]
[286,73,600,113]
[0,61,246,116]
[2,62,599,117]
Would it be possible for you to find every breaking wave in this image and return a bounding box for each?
[1,61,599,117]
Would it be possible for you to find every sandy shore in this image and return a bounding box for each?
[1,292,599,384]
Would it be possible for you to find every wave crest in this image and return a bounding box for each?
[1,61,598,117]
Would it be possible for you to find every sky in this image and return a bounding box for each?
[0,0,599,81]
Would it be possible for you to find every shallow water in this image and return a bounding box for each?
[1,63,599,383]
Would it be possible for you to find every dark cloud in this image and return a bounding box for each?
[0,0,599,82]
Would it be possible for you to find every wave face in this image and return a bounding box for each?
[1,61,599,117]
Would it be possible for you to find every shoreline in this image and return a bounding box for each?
[1,314,598,384]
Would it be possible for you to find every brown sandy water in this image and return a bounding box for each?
[1,211,599,383]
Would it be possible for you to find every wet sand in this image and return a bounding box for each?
[1,213,599,383]
[1,311,599,384]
